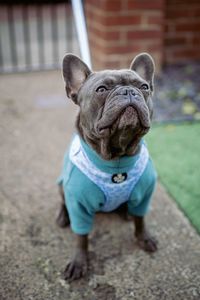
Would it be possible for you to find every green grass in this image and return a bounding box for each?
[146,122,200,233]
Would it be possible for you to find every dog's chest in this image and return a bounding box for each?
[69,136,149,212]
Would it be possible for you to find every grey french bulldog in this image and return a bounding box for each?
[56,53,158,281]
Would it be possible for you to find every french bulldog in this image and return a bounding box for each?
[56,53,158,281]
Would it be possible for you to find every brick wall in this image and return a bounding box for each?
[85,0,200,70]
[164,0,200,64]
[85,0,165,70]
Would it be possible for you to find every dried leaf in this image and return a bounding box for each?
[182,101,197,115]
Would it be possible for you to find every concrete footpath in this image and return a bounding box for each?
[0,71,200,300]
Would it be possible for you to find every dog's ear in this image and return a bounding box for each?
[130,53,155,92]
[62,54,91,103]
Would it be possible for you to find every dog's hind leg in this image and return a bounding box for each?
[56,185,70,228]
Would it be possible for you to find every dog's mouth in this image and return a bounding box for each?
[118,106,139,128]
[95,86,151,138]
[95,105,149,159]
[96,104,150,137]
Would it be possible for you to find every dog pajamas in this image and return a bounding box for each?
[57,135,157,235]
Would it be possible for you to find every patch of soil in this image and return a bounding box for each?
[153,62,200,122]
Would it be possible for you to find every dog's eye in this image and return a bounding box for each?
[140,83,149,91]
[96,86,107,93]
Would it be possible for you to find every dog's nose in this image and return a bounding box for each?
[118,87,138,97]
[119,87,137,97]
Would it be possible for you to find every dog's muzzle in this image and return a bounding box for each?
[95,86,150,136]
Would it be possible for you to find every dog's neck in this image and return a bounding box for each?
[76,114,142,161]
[79,135,143,171]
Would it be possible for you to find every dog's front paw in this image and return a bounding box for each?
[136,232,158,253]
[64,254,88,281]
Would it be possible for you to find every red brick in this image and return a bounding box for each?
[173,49,200,59]
[101,45,137,55]
[89,26,121,41]
[102,60,122,69]
[103,0,123,11]
[165,37,188,46]
[90,42,142,56]
[175,22,200,32]
[85,0,165,70]
[101,15,142,27]
[192,36,200,45]
[86,0,104,6]
[105,30,121,40]
[147,15,164,25]
[145,42,163,52]
[127,30,163,40]
[89,38,105,53]
[126,0,164,10]
[166,7,200,19]
[166,2,200,19]
[167,0,200,4]
[164,0,200,62]
[88,26,104,40]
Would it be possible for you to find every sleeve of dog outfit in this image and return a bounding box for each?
[128,159,157,216]
[62,159,105,235]
[65,190,94,235]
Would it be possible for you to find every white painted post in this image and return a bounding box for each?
[71,0,92,68]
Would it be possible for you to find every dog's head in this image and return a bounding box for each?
[62,53,155,160]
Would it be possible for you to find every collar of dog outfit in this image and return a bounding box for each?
[80,137,143,174]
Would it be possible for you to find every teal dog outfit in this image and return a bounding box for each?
[57,135,157,235]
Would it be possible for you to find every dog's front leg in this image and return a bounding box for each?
[133,216,158,252]
[64,234,88,281]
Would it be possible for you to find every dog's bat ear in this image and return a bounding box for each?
[62,54,91,103]
[130,53,155,91]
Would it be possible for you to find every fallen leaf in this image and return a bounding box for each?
[182,101,197,115]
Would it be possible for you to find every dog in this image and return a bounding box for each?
[56,53,158,281]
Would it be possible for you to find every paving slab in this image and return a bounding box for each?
[0,71,200,300]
